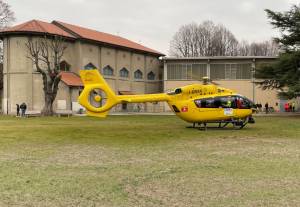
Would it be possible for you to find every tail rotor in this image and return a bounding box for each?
[89,88,108,108]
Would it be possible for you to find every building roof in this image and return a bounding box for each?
[162,56,278,61]
[60,71,83,87]
[0,20,76,39]
[0,19,164,56]
[53,21,164,56]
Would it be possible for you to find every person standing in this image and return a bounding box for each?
[265,102,269,114]
[16,104,20,116]
[292,102,296,112]
[20,102,27,117]
[258,103,262,113]
[284,102,289,112]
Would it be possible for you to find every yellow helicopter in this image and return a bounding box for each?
[78,69,256,129]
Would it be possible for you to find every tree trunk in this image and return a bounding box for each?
[40,73,61,116]
[41,93,55,116]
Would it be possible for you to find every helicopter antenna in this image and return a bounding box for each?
[202,76,210,85]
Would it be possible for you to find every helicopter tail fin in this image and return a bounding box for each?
[78,69,120,118]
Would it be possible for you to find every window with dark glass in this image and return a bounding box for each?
[84,63,97,70]
[147,71,155,80]
[194,96,237,108]
[60,61,71,71]
[219,97,236,108]
[119,67,129,78]
[103,65,114,76]
[134,69,143,79]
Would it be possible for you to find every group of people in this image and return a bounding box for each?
[255,101,297,113]
[284,102,296,112]
[16,103,27,117]
[255,102,271,114]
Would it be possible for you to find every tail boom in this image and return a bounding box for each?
[117,93,170,103]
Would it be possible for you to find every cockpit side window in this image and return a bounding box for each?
[194,98,219,108]
[194,96,236,108]
[219,97,236,108]
[195,98,217,108]
[194,96,253,109]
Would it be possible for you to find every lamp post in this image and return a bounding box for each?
[251,66,256,103]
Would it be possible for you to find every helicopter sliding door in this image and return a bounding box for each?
[218,96,237,118]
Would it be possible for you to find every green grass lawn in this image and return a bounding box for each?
[0,115,299,207]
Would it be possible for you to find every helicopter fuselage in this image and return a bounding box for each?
[167,94,253,123]
[164,84,253,123]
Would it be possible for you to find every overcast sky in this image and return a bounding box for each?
[9,0,299,55]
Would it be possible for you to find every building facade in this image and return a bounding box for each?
[162,56,287,112]
[0,20,164,114]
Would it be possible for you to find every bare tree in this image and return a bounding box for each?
[0,0,15,55]
[26,36,67,116]
[237,40,278,56]
[237,40,251,56]
[170,21,238,57]
[212,24,238,56]
[0,0,15,28]
[170,21,279,57]
[0,0,15,92]
[170,23,198,57]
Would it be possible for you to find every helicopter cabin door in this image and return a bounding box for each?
[219,96,237,119]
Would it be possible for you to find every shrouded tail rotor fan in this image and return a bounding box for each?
[89,88,107,108]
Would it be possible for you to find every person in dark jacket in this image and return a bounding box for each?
[257,103,262,113]
[16,104,20,116]
[265,102,269,114]
[20,102,27,117]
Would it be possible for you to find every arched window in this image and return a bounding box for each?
[147,71,155,80]
[84,63,97,70]
[60,60,71,71]
[134,69,143,79]
[119,67,129,78]
[103,65,114,76]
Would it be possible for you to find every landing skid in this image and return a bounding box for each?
[186,117,255,130]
